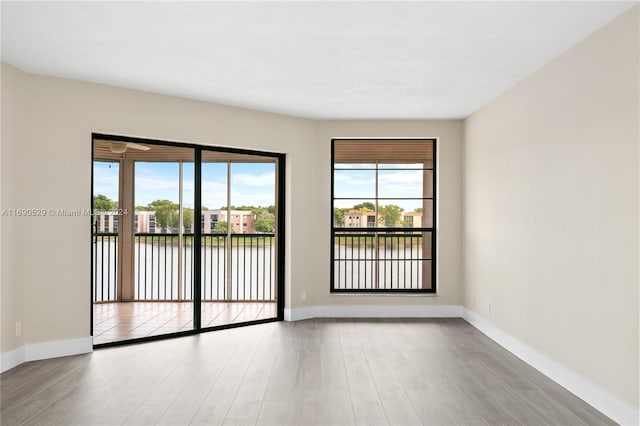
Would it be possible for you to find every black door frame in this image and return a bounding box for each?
[90,133,286,348]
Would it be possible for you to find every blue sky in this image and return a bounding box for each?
[93,161,275,209]
[333,163,427,211]
[94,161,428,211]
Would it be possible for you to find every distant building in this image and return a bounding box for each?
[95,209,255,234]
[94,212,119,233]
[134,211,157,233]
[343,210,377,228]
[402,211,423,227]
[201,209,255,234]
[340,210,423,228]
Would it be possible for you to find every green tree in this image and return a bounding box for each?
[93,194,117,211]
[378,204,403,227]
[254,209,275,233]
[227,205,259,214]
[183,207,193,232]
[353,202,375,212]
[148,199,179,232]
[213,221,228,234]
[334,207,348,226]
[414,207,423,213]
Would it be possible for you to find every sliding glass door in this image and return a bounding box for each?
[92,136,284,346]
[200,156,278,327]
[132,156,195,337]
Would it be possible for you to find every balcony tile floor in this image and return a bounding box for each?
[93,301,277,345]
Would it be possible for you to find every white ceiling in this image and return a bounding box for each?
[1,1,636,119]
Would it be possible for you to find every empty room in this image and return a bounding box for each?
[1,1,638,425]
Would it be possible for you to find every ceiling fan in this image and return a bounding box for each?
[109,141,151,154]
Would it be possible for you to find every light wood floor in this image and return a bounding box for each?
[93,302,278,345]
[1,319,615,425]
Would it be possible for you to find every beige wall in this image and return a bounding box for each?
[0,64,463,354]
[1,64,29,352]
[463,6,639,408]
[0,64,314,349]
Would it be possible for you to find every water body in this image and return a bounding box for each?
[93,241,275,302]
[333,244,430,290]
[93,241,429,301]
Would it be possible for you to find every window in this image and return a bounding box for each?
[331,139,436,292]
[404,215,414,227]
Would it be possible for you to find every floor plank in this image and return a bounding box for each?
[1,318,617,426]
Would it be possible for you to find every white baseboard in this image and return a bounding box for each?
[1,345,26,373]
[1,337,93,373]
[283,304,638,425]
[285,304,462,321]
[462,308,639,426]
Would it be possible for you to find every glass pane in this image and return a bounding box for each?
[424,170,433,198]
[93,161,120,213]
[182,162,195,233]
[422,200,433,228]
[201,158,278,326]
[334,231,376,290]
[230,162,276,234]
[201,162,228,234]
[376,200,420,227]
[92,161,119,303]
[229,161,277,304]
[131,154,194,340]
[333,200,376,228]
[422,231,432,260]
[375,231,430,290]
[377,163,423,169]
[401,211,423,229]
[333,229,432,291]
[334,169,376,198]
[422,260,432,290]
[334,163,376,169]
[201,162,228,304]
[134,160,195,301]
[378,169,423,199]
[134,162,179,233]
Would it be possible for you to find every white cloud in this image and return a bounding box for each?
[231,192,275,207]
[135,175,179,193]
[334,174,375,186]
[201,180,228,209]
[232,171,275,187]
[378,170,423,196]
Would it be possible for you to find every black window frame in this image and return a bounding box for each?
[330,138,437,294]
